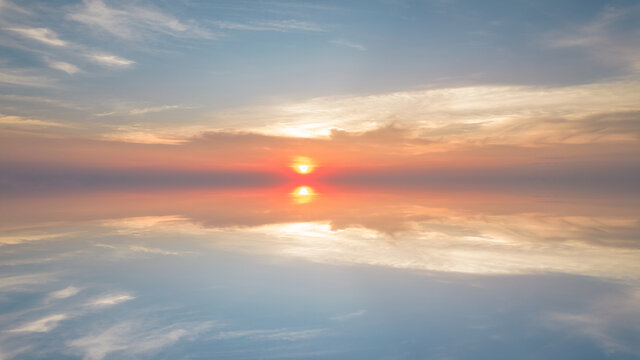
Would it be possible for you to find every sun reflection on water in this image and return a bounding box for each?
[291,186,316,204]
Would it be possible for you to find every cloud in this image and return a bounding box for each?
[45,59,81,74]
[0,0,31,15]
[0,231,74,246]
[101,125,190,144]
[223,209,640,279]
[207,81,640,145]
[0,94,83,110]
[68,0,213,40]
[549,4,640,72]
[67,321,212,360]
[546,289,640,355]
[84,53,134,68]
[0,69,55,88]
[331,39,366,51]
[0,273,53,292]
[94,111,115,117]
[212,19,324,32]
[86,293,134,307]
[5,27,68,47]
[212,328,325,341]
[130,105,182,115]
[330,310,366,322]
[8,313,68,333]
[128,245,180,256]
[47,286,81,301]
[0,113,70,128]
[2,24,131,73]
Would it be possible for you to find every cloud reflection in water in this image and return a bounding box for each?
[1,184,639,359]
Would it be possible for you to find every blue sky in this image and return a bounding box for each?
[1,0,640,143]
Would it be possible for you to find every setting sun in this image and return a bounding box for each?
[291,156,315,175]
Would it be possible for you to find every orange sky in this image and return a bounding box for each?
[2,124,639,189]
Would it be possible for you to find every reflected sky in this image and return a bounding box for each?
[1,185,639,359]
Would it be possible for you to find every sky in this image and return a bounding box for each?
[2,3,640,357]
[1,0,639,183]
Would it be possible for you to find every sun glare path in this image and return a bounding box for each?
[291,156,315,175]
[291,186,316,204]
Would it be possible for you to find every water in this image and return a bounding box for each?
[1,185,639,359]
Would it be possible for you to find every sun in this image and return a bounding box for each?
[291,156,315,175]
[291,186,316,204]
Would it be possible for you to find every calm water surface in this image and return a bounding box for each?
[1,185,639,359]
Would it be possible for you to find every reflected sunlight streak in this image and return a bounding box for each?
[291,186,316,204]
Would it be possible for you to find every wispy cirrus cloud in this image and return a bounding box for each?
[46,286,81,301]
[212,328,326,341]
[0,69,55,88]
[0,231,75,246]
[5,27,68,47]
[0,273,54,292]
[2,25,131,73]
[545,289,640,356]
[331,38,366,51]
[44,58,81,74]
[84,53,135,68]
[0,94,83,111]
[7,313,68,333]
[549,4,640,72]
[0,0,31,15]
[86,293,134,307]
[212,19,324,32]
[128,245,181,256]
[68,0,214,40]
[0,113,71,128]
[67,321,213,360]
[130,104,182,115]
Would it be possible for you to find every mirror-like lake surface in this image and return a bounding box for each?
[1,185,639,359]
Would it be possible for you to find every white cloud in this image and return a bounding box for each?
[0,231,74,246]
[550,5,640,72]
[5,27,67,47]
[47,286,81,301]
[221,213,640,279]
[67,321,212,360]
[45,59,81,74]
[102,126,189,145]
[0,94,83,110]
[8,313,68,333]
[208,81,640,144]
[0,0,31,15]
[0,69,55,87]
[85,53,134,68]
[128,245,180,256]
[212,19,324,32]
[0,273,53,292]
[94,111,115,117]
[130,105,182,115]
[213,328,325,341]
[546,289,640,355]
[68,0,213,40]
[331,39,366,51]
[86,293,134,307]
[0,113,70,128]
